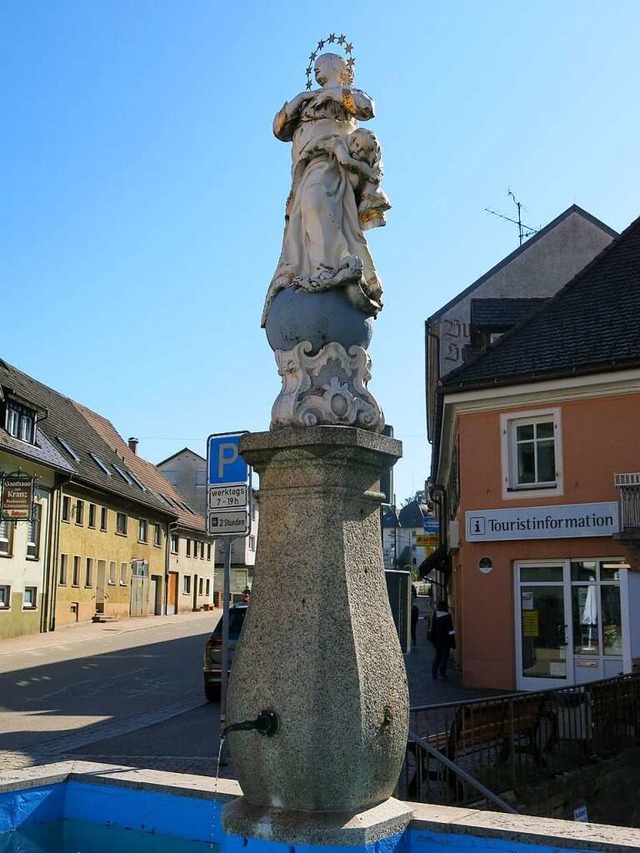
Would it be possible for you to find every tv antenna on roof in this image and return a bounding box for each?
[485,189,538,246]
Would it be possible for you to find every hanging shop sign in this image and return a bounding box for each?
[1,472,36,521]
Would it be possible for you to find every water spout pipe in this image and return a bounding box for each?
[222,709,279,738]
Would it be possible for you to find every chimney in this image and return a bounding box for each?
[128,437,139,454]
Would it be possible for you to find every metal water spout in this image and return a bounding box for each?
[222,710,279,738]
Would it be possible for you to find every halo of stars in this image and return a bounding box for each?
[305,34,355,90]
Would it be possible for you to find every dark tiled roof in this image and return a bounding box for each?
[0,360,176,517]
[157,446,206,466]
[0,421,75,475]
[398,500,428,528]
[470,297,548,329]
[76,404,206,535]
[442,215,640,390]
[427,205,618,323]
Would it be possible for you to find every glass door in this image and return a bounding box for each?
[516,563,573,690]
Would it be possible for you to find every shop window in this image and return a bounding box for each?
[23,586,37,610]
[0,519,13,556]
[0,584,10,609]
[501,408,563,499]
[27,505,41,559]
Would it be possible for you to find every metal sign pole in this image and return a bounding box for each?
[219,537,232,731]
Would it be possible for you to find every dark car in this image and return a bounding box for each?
[203,602,248,702]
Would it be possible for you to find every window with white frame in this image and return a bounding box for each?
[6,403,35,443]
[59,554,68,585]
[109,561,117,585]
[27,504,41,559]
[249,535,255,551]
[23,586,37,609]
[0,519,13,556]
[0,585,10,608]
[120,562,128,585]
[501,409,563,498]
[138,518,148,543]
[171,534,179,554]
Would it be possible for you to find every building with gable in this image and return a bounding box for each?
[429,214,640,691]
[158,447,258,598]
[77,414,214,616]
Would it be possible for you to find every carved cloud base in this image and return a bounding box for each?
[270,341,385,432]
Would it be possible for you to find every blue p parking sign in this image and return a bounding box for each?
[206,432,250,537]
[207,433,248,486]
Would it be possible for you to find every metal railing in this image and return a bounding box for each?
[398,673,640,809]
[614,473,640,529]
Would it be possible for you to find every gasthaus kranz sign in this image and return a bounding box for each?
[466,501,619,543]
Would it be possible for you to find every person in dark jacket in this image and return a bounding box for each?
[411,585,419,646]
[429,599,456,680]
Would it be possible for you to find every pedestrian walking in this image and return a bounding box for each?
[411,585,419,647]
[428,599,456,680]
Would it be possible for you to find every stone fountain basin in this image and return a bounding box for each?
[0,762,635,853]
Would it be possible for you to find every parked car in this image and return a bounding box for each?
[203,602,248,702]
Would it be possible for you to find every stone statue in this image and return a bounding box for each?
[262,52,390,328]
[264,48,389,432]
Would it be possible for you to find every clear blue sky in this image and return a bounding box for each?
[2,1,639,503]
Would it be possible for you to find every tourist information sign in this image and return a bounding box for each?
[206,432,250,537]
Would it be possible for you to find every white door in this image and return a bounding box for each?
[516,559,629,690]
[515,562,573,691]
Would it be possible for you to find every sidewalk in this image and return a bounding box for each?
[0,610,220,657]
[406,597,498,707]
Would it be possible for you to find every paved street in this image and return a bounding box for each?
[0,598,493,779]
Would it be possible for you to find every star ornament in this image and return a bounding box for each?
[304,33,357,88]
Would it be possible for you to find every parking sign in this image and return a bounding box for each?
[206,432,251,537]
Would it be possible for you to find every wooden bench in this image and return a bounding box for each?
[446,696,546,768]
[404,696,547,800]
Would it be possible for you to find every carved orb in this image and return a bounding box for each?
[265,288,374,356]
